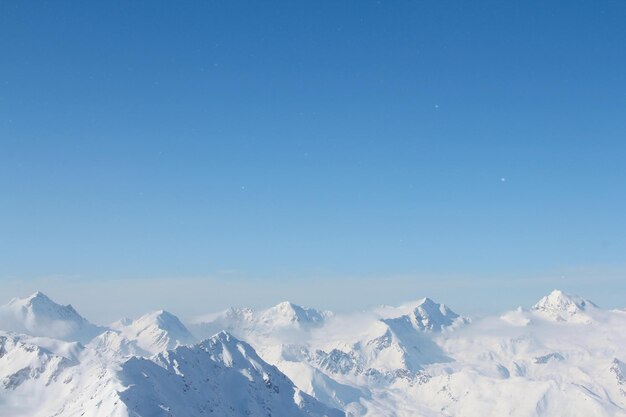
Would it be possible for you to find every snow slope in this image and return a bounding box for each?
[0,329,343,417]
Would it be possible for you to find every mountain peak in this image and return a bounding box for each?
[382,297,465,332]
[117,309,195,354]
[274,300,299,311]
[417,297,436,306]
[1,292,105,343]
[531,289,597,322]
[261,301,327,327]
[11,291,54,308]
[270,301,309,314]
[137,332,343,417]
[202,330,242,353]
[27,290,49,301]
[146,309,182,325]
[533,289,596,310]
[212,329,233,341]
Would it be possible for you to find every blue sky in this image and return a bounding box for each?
[1,1,626,321]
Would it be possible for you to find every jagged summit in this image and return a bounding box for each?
[531,289,598,322]
[379,296,467,332]
[120,331,345,417]
[211,329,234,341]
[12,329,344,417]
[0,291,106,343]
[197,330,263,368]
[406,297,462,331]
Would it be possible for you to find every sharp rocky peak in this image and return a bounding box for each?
[382,296,464,332]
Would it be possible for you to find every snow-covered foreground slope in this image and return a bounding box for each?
[1,290,626,417]
[0,329,342,417]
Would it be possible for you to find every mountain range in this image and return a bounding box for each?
[1,289,625,417]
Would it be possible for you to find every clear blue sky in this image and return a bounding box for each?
[1,1,625,320]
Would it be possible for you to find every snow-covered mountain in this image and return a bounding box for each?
[0,292,106,343]
[378,297,468,332]
[531,289,598,323]
[0,332,80,391]
[0,329,342,417]
[260,301,329,328]
[285,297,463,383]
[189,291,626,417]
[59,331,342,417]
[191,301,331,341]
[112,309,196,354]
[1,289,626,417]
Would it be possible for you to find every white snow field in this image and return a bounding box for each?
[1,289,625,417]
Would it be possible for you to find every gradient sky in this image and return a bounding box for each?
[1,1,626,322]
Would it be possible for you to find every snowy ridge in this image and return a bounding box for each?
[0,332,78,391]
[117,331,343,417]
[1,289,626,417]
[0,329,343,417]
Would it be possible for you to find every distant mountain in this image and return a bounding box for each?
[531,289,598,323]
[380,297,468,332]
[313,297,459,379]
[191,306,258,339]
[260,301,328,328]
[0,292,106,343]
[192,301,331,341]
[113,309,196,354]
